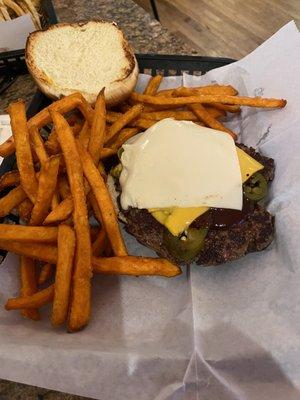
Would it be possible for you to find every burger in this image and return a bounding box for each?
[109,118,275,266]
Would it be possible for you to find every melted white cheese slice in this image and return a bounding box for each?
[120,118,243,210]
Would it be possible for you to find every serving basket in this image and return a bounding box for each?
[0,53,235,260]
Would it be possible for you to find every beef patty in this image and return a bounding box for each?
[119,145,275,266]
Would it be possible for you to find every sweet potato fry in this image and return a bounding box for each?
[38,263,54,285]
[51,110,92,332]
[93,256,181,277]
[92,228,107,256]
[0,185,27,217]
[43,196,73,225]
[0,170,20,190]
[6,285,54,311]
[29,125,48,165]
[131,92,287,108]
[173,85,238,97]
[20,256,40,320]
[144,75,163,95]
[76,141,127,256]
[78,121,90,149]
[99,147,116,159]
[57,176,70,199]
[189,104,237,140]
[51,192,60,210]
[0,240,57,263]
[89,88,106,165]
[108,128,140,150]
[0,225,57,243]
[106,111,122,124]
[9,100,38,202]
[105,104,143,144]
[155,88,175,97]
[30,155,60,225]
[51,225,76,327]
[45,128,60,155]
[209,103,240,113]
[0,136,15,157]
[18,198,33,222]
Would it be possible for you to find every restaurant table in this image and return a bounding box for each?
[0,0,197,398]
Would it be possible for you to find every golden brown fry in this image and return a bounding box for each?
[99,147,116,159]
[18,198,33,222]
[131,92,287,108]
[43,196,73,225]
[108,128,140,151]
[9,100,38,202]
[57,175,70,199]
[29,125,48,165]
[0,185,27,217]
[189,104,237,140]
[6,285,54,311]
[76,141,127,256]
[173,85,238,97]
[78,121,90,149]
[93,256,181,277]
[92,229,107,256]
[51,225,76,327]
[89,88,106,165]
[38,263,54,285]
[0,135,15,157]
[139,108,224,121]
[130,118,156,130]
[155,88,175,97]
[0,2,11,20]
[209,103,240,113]
[30,155,60,225]
[45,128,60,155]
[105,104,143,144]
[106,111,122,124]
[20,256,40,320]
[0,170,20,190]
[3,0,24,16]
[0,225,57,243]
[51,191,60,210]
[205,106,226,119]
[51,111,92,332]
[144,75,163,95]
[0,239,181,278]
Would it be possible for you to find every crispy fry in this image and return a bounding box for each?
[9,100,38,202]
[38,263,54,285]
[57,176,70,199]
[130,118,156,130]
[29,125,48,165]
[51,225,76,326]
[106,111,122,124]
[6,285,54,311]
[0,225,57,243]
[105,104,143,144]
[155,88,175,97]
[3,0,24,16]
[99,147,117,159]
[0,136,15,157]
[92,229,107,256]
[18,198,33,222]
[89,88,106,165]
[20,256,40,320]
[144,75,163,95]
[0,2,10,20]
[108,128,140,150]
[205,106,226,119]
[0,170,20,190]
[209,103,240,113]
[0,185,27,217]
[43,196,73,225]
[131,92,287,108]
[189,104,236,139]
[30,156,60,225]
[51,191,60,210]
[45,128,60,155]
[78,121,90,149]
[140,110,197,121]
[173,85,238,97]
[93,256,181,277]
[76,141,127,256]
[51,111,92,332]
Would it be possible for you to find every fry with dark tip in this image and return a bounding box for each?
[9,100,38,202]
[51,225,76,327]
[51,110,92,333]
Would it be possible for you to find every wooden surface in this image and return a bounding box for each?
[135,0,300,58]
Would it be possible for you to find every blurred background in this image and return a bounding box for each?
[135,0,300,59]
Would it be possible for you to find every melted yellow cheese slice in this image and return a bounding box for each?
[149,147,264,236]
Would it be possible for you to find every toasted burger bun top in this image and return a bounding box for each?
[25,20,139,106]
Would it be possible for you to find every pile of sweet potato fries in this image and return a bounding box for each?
[0,75,286,332]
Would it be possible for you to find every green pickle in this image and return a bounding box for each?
[243,172,268,201]
[163,227,208,263]
[111,163,123,178]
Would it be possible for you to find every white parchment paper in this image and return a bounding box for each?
[0,15,35,52]
[0,21,300,400]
